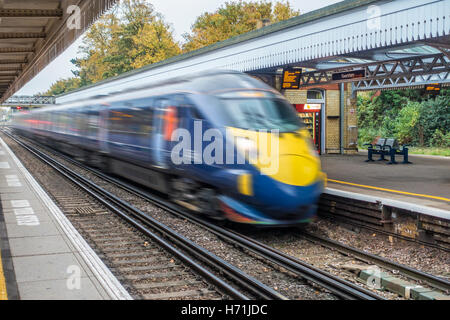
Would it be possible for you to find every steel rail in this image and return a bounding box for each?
[6,132,286,301]
[298,231,450,293]
[13,134,385,300]
[318,210,450,253]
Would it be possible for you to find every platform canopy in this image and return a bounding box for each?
[290,45,450,91]
[0,0,118,103]
[55,0,449,104]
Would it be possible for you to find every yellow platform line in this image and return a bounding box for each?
[327,179,450,202]
[0,246,7,300]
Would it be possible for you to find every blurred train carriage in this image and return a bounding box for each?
[12,71,326,225]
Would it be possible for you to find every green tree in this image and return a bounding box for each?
[73,0,180,85]
[418,91,450,145]
[182,1,299,52]
[130,16,181,69]
[44,77,82,96]
[393,101,421,144]
[357,88,450,147]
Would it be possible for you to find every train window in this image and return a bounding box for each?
[60,112,72,134]
[108,99,153,137]
[169,95,200,127]
[56,112,64,133]
[86,106,100,139]
[217,97,304,133]
[51,112,57,132]
[189,106,205,120]
[42,113,50,131]
[75,109,88,136]
[307,90,324,101]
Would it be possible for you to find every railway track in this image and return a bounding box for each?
[3,130,383,300]
[318,193,450,252]
[3,131,285,301]
[297,231,450,294]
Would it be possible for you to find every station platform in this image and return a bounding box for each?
[0,137,131,300]
[321,152,450,213]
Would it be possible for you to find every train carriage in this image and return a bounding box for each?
[12,71,326,225]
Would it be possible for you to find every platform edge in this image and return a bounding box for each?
[0,137,133,300]
[325,188,450,221]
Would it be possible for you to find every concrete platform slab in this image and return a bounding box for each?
[9,235,72,257]
[17,277,104,300]
[6,221,60,238]
[13,253,89,283]
[0,186,33,195]
[321,153,450,212]
[2,205,54,224]
[2,198,49,211]
[0,137,132,300]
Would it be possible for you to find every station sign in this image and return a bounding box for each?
[332,69,365,81]
[303,104,322,111]
[425,83,441,94]
[282,68,302,89]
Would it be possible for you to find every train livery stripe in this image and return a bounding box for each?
[327,179,450,202]
[0,245,7,300]
[238,173,253,196]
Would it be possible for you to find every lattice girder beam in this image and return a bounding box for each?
[3,95,56,105]
[355,72,450,91]
[298,53,450,88]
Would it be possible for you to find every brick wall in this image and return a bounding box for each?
[283,90,307,104]
[325,90,340,153]
[284,84,359,155]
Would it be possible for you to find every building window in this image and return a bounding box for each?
[307,90,323,101]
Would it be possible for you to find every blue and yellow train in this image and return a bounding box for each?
[12,71,326,225]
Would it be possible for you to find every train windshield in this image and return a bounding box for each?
[217,92,304,132]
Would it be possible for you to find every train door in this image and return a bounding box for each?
[98,104,110,154]
[152,97,175,168]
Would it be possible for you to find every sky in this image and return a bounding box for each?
[16,0,342,96]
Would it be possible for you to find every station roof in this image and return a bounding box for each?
[0,0,118,103]
[2,0,449,103]
[56,0,449,102]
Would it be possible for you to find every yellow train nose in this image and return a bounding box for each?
[272,155,319,186]
[228,127,323,187]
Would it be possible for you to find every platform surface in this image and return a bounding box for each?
[321,153,450,212]
[0,137,130,300]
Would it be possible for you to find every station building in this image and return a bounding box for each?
[273,78,359,155]
[287,85,358,155]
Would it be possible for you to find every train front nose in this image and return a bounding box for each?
[275,154,320,189]
[254,154,325,214]
[223,128,325,224]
